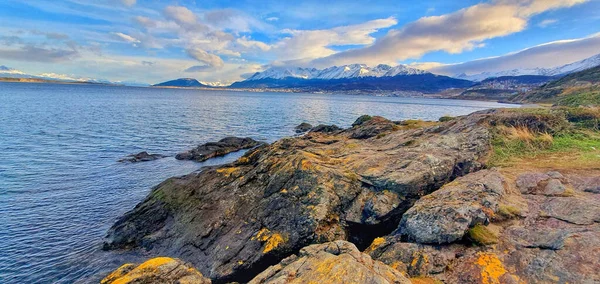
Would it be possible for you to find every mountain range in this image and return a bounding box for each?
[455,54,600,81]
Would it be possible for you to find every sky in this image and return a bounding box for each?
[0,0,599,85]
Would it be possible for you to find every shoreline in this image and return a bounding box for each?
[101,106,600,283]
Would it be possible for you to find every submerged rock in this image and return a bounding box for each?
[101,257,211,284]
[103,112,490,282]
[294,122,313,133]
[249,240,410,284]
[175,137,264,162]
[118,151,166,163]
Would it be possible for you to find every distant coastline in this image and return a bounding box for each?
[0,77,120,86]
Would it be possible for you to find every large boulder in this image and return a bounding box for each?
[397,169,506,244]
[249,241,410,284]
[175,137,264,162]
[368,170,600,283]
[103,113,491,282]
[101,257,211,284]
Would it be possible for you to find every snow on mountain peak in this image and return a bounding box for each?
[247,64,428,81]
[455,53,600,81]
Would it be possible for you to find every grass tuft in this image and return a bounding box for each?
[467,224,498,246]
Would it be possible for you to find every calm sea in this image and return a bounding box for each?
[0,82,516,283]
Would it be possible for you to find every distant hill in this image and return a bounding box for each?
[479,75,557,85]
[229,73,473,94]
[511,65,600,106]
[153,78,209,88]
[450,75,558,101]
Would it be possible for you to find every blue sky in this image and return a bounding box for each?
[0,0,599,84]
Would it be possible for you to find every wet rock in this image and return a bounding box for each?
[397,169,506,244]
[309,124,342,133]
[294,122,313,133]
[103,113,490,282]
[118,152,166,163]
[175,137,264,162]
[248,240,410,284]
[101,257,211,284]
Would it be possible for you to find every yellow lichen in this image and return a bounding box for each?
[135,257,174,271]
[263,233,284,253]
[238,156,250,164]
[237,260,244,265]
[364,237,386,253]
[281,188,288,194]
[476,253,507,284]
[251,228,286,254]
[107,257,176,284]
[216,167,240,177]
[410,276,443,284]
[100,263,135,284]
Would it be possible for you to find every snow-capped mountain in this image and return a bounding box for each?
[456,53,600,81]
[0,65,26,75]
[247,64,428,81]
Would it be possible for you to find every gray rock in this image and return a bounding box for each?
[249,241,410,284]
[118,151,166,163]
[396,169,506,244]
[175,137,264,162]
[294,122,313,133]
[103,113,491,282]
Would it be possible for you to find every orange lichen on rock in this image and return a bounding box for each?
[216,167,240,177]
[476,253,508,284]
[252,228,286,254]
[100,263,135,284]
[364,237,386,253]
[101,257,210,284]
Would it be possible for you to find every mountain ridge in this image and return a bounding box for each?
[456,53,600,81]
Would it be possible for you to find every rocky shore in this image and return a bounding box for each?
[175,137,264,162]
[102,107,600,283]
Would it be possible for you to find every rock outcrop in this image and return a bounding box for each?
[294,122,312,133]
[118,152,166,163]
[175,137,264,162]
[367,169,600,283]
[103,112,490,282]
[101,257,211,284]
[249,240,410,284]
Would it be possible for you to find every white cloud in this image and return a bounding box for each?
[538,19,558,27]
[111,32,140,43]
[266,17,279,22]
[164,6,197,26]
[271,17,398,62]
[311,0,589,67]
[185,47,225,72]
[423,33,600,76]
